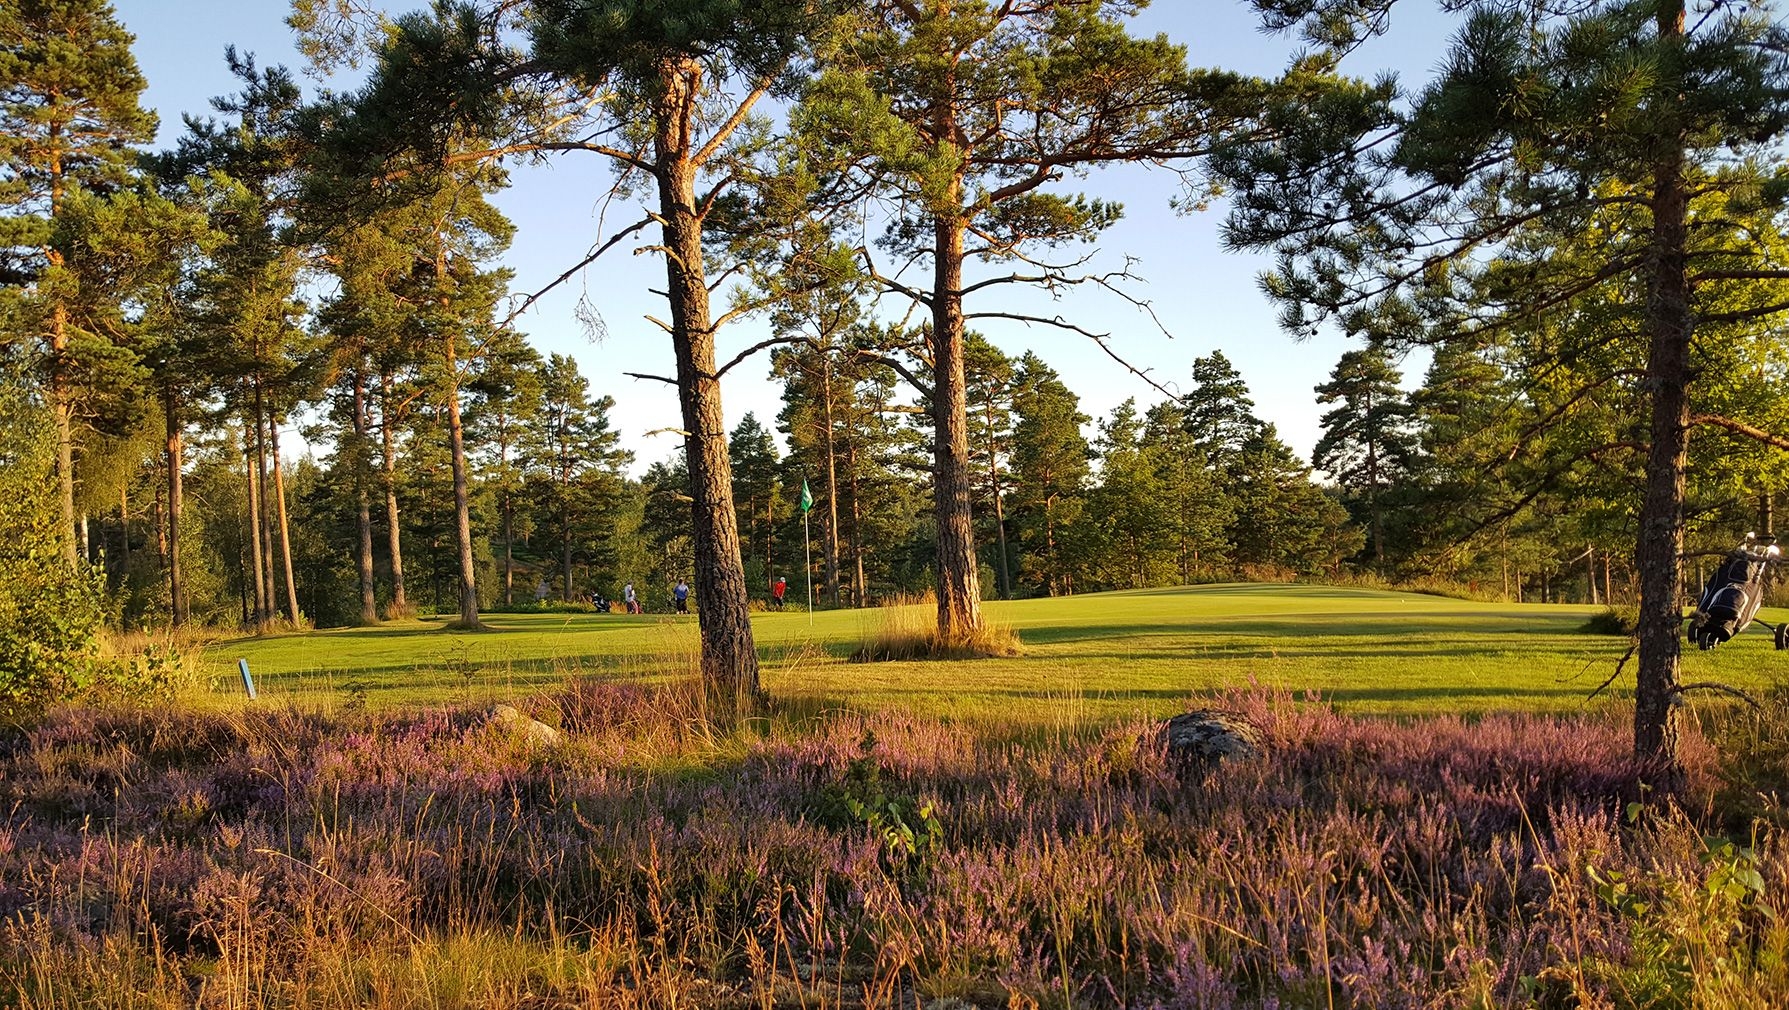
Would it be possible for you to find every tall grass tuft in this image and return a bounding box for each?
[851,599,1022,662]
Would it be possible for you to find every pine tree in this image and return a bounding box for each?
[0,0,157,567]
[964,334,1018,600]
[1219,0,1789,766]
[466,333,543,608]
[729,414,785,592]
[1312,345,1419,566]
[1180,351,1263,471]
[526,354,628,603]
[1229,424,1362,576]
[1141,400,1233,583]
[1009,353,1091,596]
[311,0,844,705]
[1083,399,1175,589]
[168,53,316,632]
[800,0,1262,638]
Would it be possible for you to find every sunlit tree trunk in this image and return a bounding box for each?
[930,203,984,637]
[380,369,409,615]
[655,55,758,705]
[269,413,302,623]
[244,411,270,634]
[351,367,379,624]
[164,384,187,625]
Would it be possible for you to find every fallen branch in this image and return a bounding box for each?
[1586,643,1638,702]
[1672,681,1765,713]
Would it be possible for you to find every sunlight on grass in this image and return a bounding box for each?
[199,584,1787,720]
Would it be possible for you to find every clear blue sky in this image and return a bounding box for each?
[112,0,1454,474]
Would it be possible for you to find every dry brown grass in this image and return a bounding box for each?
[850,599,1022,662]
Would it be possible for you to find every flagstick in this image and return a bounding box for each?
[804,508,813,624]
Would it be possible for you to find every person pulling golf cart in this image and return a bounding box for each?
[1686,533,1787,651]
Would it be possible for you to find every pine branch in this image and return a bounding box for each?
[502,216,652,326]
[1691,414,1789,452]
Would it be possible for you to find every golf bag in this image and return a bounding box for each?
[1686,536,1780,651]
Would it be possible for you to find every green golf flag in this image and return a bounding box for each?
[798,478,813,513]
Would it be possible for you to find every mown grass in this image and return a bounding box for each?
[203,583,1787,719]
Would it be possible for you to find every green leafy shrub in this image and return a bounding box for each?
[817,731,944,862]
[92,642,205,703]
[0,386,106,718]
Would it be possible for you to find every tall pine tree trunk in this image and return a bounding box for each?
[446,381,479,627]
[252,381,279,621]
[499,411,515,607]
[930,204,984,637]
[987,395,1012,600]
[846,436,866,605]
[50,303,80,567]
[47,133,78,569]
[438,283,480,629]
[1633,0,1691,770]
[655,55,758,705]
[822,357,841,608]
[269,413,302,623]
[119,483,130,585]
[381,369,409,616]
[164,384,186,625]
[351,367,379,624]
[560,450,574,602]
[244,412,270,634]
[1366,405,1383,566]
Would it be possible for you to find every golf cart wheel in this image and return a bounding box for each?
[1777,624,1788,651]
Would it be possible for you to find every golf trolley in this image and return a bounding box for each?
[1686,533,1787,651]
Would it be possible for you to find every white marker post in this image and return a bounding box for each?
[237,658,257,700]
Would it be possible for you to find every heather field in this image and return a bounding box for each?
[205,584,1784,717]
[6,586,1789,1008]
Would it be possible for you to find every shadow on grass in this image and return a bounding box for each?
[1021,613,1592,646]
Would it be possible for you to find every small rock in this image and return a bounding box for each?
[1160,709,1263,766]
[484,704,563,747]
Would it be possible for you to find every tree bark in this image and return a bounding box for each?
[46,123,78,569]
[986,392,1012,600]
[655,55,759,705]
[119,482,130,587]
[49,304,79,568]
[1587,546,1599,606]
[164,384,186,625]
[846,434,866,605]
[381,369,409,615]
[930,206,985,638]
[822,356,841,608]
[498,406,515,607]
[444,344,480,628]
[351,367,379,624]
[1633,1,1690,771]
[252,382,279,622]
[560,436,574,601]
[1366,389,1383,566]
[244,411,270,634]
[503,496,515,606]
[269,413,303,624]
